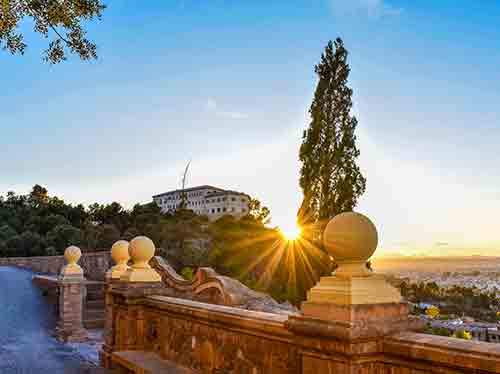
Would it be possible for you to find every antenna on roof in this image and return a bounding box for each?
[180,160,191,209]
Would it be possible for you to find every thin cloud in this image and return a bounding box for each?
[205,98,249,120]
[434,242,449,247]
[329,0,403,18]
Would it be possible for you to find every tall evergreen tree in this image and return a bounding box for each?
[299,38,366,227]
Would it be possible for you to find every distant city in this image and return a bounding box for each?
[374,256,500,343]
[374,256,500,295]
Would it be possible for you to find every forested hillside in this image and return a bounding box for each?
[0,185,163,257]
[0,185,331,304]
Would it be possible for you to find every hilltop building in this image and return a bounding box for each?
[153,185,250,221]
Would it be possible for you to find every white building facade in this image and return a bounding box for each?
[153,185,250,221]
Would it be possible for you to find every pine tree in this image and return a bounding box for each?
[299,38,366,227]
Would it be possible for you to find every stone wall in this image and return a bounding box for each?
[0,251,110,280]
[103,290,500,374]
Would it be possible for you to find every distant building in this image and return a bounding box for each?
[153,185,250,221]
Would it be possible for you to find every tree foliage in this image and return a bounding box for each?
[0,185,134,256]
[299,38,366,228]
[247,198,271,224]
[0,0,106,63]
[205,214,332,305]
[453,329,472,340]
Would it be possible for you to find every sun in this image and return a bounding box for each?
[279,224,302,241]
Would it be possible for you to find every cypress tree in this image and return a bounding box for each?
[298,38,366,228]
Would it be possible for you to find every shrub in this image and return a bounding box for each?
[453,329,472,340]
[181,267,194,281]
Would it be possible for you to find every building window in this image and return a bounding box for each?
[223,207,226,212]
[232,197,236,201]
[217,208,221,212]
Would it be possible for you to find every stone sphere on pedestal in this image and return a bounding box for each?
[302,211,401,309]
[111,240,130,265]
[60,245,84,279]
[297,212,413,337]
[120,236,161,282]
[129,236,155,269]
[65,245,82,265]
[107,240,130,279]
[323,212,377,277]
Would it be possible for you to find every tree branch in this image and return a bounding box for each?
[22,0,71,46]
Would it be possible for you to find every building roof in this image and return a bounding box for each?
[153,186,251,200]
[152,185,224,198]
[206,190,250,199]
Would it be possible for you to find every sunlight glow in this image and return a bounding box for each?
[279,224,302,241]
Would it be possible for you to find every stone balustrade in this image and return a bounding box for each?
[95,213,500,373]
[26,246,107,341]
[150,256,298,314]
[102,291,500,373]
[55,246,89,342]
[0,251,110,280]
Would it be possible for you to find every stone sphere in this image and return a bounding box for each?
[129,236,156,267]
[323,212,378,262]
[111,240,130,264]
[64,245,82,265]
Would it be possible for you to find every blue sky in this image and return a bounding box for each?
[1,0,500,256]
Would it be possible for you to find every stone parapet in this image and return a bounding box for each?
[286,305,424,341]
[384,331,500,373]
[101,291,500,373]
[98,218,500,373]
[0,251,110,280]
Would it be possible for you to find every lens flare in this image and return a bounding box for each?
[279,224,302,241]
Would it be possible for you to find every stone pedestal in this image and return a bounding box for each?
[56,279,88,342]
[292,212,425,371]
[100,281,165,369]
[100,278,122,368]
[289,302,423,341]
[101,235,164,368]
[55,245,88,342]
[303,273,402,306]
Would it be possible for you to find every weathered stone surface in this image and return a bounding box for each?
[33,275,106,329]
[385,331,500,373]
[56,280,88,342]
[289,302,425,340]
[107,294,298,373]
[112,350,193,373]
[151,256,298,315]
[102,288,500,374]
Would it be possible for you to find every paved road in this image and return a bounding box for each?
[0,266,98,373]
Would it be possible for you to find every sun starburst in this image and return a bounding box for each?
[279,224,302,241]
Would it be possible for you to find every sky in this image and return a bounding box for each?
[1,0,500,257]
